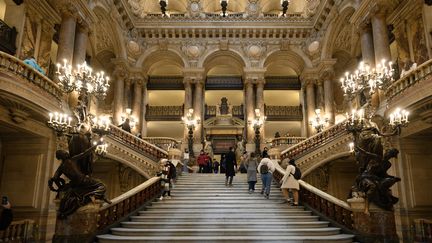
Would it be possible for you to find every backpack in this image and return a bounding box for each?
[292,166,302,180]
[260,163,269,174]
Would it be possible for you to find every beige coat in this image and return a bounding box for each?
[280,165,299,190]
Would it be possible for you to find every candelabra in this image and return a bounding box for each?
[281,0,289,16]
[309,109,329,133]
[220,0,228,17]
[160,0,168,17]
[47,112,72,135]
[182,108,200,158]
[340,59,410,210]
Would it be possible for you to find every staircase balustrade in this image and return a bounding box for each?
[108,125,168,161]
[414,218,432,243]
[272,166,354,231]
[141,137,181,151]
[0,219,36,242]
[270,136,306,147]
[281,121,347,160]
[386,59,432,102]
[0,51,63,101]
[98,177,161,231]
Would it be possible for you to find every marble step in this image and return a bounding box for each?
[150,200,296,205]
[121,221,330,229]
[97,234,355,243]
[109,227,343,237]
[148,204,294,210]
[141,208,307,214]
[129,215,320,222]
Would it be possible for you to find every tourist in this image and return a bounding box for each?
[0,198,12,230]
[23,56,45,75]
[183,149,189,173]
[225,147,237,187]
[239,151,248,173]
[245,152,258,193]
[205,152,212,173]
[280,159,300,206]
[220,154,226,173]
[261,147,269,158]
[159,159,174,200]
[197,150,207,173]
[119,118,131,133]
[213,159,219,174]
[257,155,275,199]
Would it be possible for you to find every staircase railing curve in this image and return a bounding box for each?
[272,164,354,231]
[141,137,181,151]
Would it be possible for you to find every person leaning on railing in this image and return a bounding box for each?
[23,56,46,75]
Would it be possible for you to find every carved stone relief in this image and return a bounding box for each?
[302,0,321,18]
[245,0,261,18]
[188,0,202,18]
[303,164,330,192]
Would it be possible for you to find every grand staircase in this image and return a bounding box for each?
[97,174,354,242]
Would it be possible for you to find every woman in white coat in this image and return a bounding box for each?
[280,159,299,206]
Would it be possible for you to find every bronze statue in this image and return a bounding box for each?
[349,123,401,211]
[219,97,229,115]
[48,139,110,219]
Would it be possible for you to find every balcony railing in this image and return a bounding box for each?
[272,165,354,231]
[0,19,17,55]
[264,105,303,121]
[385,59,432,102]
[141,137,181,151]
[280,121,348,161]
[0,219,36,242]
[205,105,244,119]
[414,218,432,243]
[98,177,161,231]
[146,105,184,121]
[0,51,62,102]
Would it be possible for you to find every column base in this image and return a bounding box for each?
[348,197,399,243]
[53,200,103,243]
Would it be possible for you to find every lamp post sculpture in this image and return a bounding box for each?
[309,108,329,133]
[47,59,112,221]
[281,0,289,16]
[182,108,199,158]
[341,59,409,211]
[220,0,228,17]
[160,0,168,17]
[252,109,266,155]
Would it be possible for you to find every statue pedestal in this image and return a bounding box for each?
[348,198,399,243]
[245,143,255,153]
[53,200,103,243]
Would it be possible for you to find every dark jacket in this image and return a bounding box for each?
[0,208,12,230]
[225,151,237,177]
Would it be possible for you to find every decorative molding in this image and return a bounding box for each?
[264,105,303,121]
[147,76,184,90]
[264,76,301,90]
[205,76,243,90]
[146,105,184,121]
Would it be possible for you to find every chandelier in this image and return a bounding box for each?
[56,59,110,99]
[340,59,394,100]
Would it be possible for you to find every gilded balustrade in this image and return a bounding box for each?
[386,59,432,102]
[264,105,303,121]
[146,105,184,121]
[141,137,181,150]
[270,136,306,147]
[0,219,36,242]
[0,51,63,102]
[280,121,348,160]
[98,177,161,231]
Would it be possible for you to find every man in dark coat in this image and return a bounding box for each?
[225,147,237,187]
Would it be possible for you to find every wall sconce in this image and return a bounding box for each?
[220,0,228,17]
[309,108,329,133]
[281,0,289,17]
[160,0,168,16]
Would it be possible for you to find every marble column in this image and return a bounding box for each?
[306,81,316,136]
[316,80,325,110]
[72,24,88,67]
[300,85,307,137]
[193,81,204,144]
[141,79,148,137]
[371,9,391,107]
[124,79,132,109]
[132,79,142,134]
[359,23,376,66]
[56,11,76,64]
[256,81,265,143]
[323,75,335,125]
[245,81,255,144]
[113,69,126,125]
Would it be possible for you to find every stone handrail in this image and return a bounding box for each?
[98,177,161,230]
[0,219,36,241]
[272,165,354,230]
[385,59,432,101]
[281,121,348,161]
[141,137,181,151]
[270,136,306,147]
[108,125,168,161]
[0,51,62,101]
